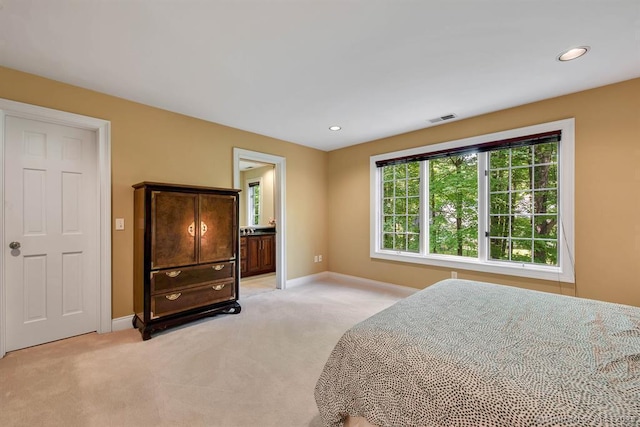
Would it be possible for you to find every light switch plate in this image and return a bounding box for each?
[115,218,125,230]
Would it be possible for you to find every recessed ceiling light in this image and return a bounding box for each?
[329,126,341,131]
[557,46,590,62]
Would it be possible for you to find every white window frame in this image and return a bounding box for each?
[370,118,575,283]
[246,177,262,226]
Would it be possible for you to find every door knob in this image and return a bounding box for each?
[9,241,21,250]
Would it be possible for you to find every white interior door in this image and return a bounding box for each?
[4,115,98,351]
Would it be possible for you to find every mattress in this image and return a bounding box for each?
[315,279,640,427]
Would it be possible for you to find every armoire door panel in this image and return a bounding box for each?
[199,194,236,263]
[151,191,197,269]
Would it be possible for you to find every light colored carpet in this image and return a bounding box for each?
[240,273,277,298]
[0,277,415,427]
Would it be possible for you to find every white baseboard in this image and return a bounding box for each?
[286,271,330,288]
[285,270,417,296]
[326,272,418,296]
[111,315,133,332]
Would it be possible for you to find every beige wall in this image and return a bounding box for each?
[0,66,329,318]
[2,65,637,316]
[328,78,640,307]
[239,165,275,226]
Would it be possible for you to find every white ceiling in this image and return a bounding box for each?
[1,1,639,151]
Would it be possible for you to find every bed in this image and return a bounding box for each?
[315,279,640,427]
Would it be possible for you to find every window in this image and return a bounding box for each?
[488,143,558,265]
[429,154,478,258]
[382,162,421,252]
[248,180,261,226]
[370,119,574,282]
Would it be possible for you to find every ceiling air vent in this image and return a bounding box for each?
[428,113,457,124]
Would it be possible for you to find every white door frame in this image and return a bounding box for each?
[0,98,112,358]
[233,148,286,289]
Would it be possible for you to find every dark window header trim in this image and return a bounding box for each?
[375,130,561,168]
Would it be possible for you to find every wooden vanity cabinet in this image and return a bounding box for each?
[240,237,248,275]
[241,233,275,277]
[132,182,241,340]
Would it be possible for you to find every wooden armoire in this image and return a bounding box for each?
[132,182,241,340]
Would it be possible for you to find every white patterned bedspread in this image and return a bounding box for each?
[315,279,640,427]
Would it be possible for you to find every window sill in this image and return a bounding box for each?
[371,250,575,283]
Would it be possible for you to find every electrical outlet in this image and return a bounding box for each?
[451,271,457,279]
[115,218,125,231]
[314,255,319,262]
[318,255,322,262]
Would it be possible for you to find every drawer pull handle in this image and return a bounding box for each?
[165,293,182,301]
[213,264,225,271]
[212,284,226,291]
[165,270,181,278]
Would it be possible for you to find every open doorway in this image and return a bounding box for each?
[233,149,286,297]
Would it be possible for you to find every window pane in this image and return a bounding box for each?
[407,162,420,178]
[534,240,558,265]
[380,162,420,253]
[490,192,509,215]
[383,181,394,197]
[383,216,394,232]
[407,196,420,215]
[534,215,557,238]
[489,215,509,238]
[534,163,557,189]
[513,191,532,215]
[407,234,420,252]
[512,215,532,238]
[511,239,532,262]
[394,234,407,250]
[395,180,407,197]
[383,166,394,181]
[534,190,557,214]
[429,154,478,257]
[534,142,557,165]
[251,185,260,225]
[407,178,420,196]
[408,215,420,233]
[511,167,532,190]
[382,233,394,250]
[490,169,509,192]
[487,142,559,266]
[489,150,509,169]
[249,183,260,226]
[511,146,532,166]
[383,198,393,215]
[490,238,509,260]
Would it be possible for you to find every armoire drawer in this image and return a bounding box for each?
[151,280,235,318]
[151,262,234,294]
